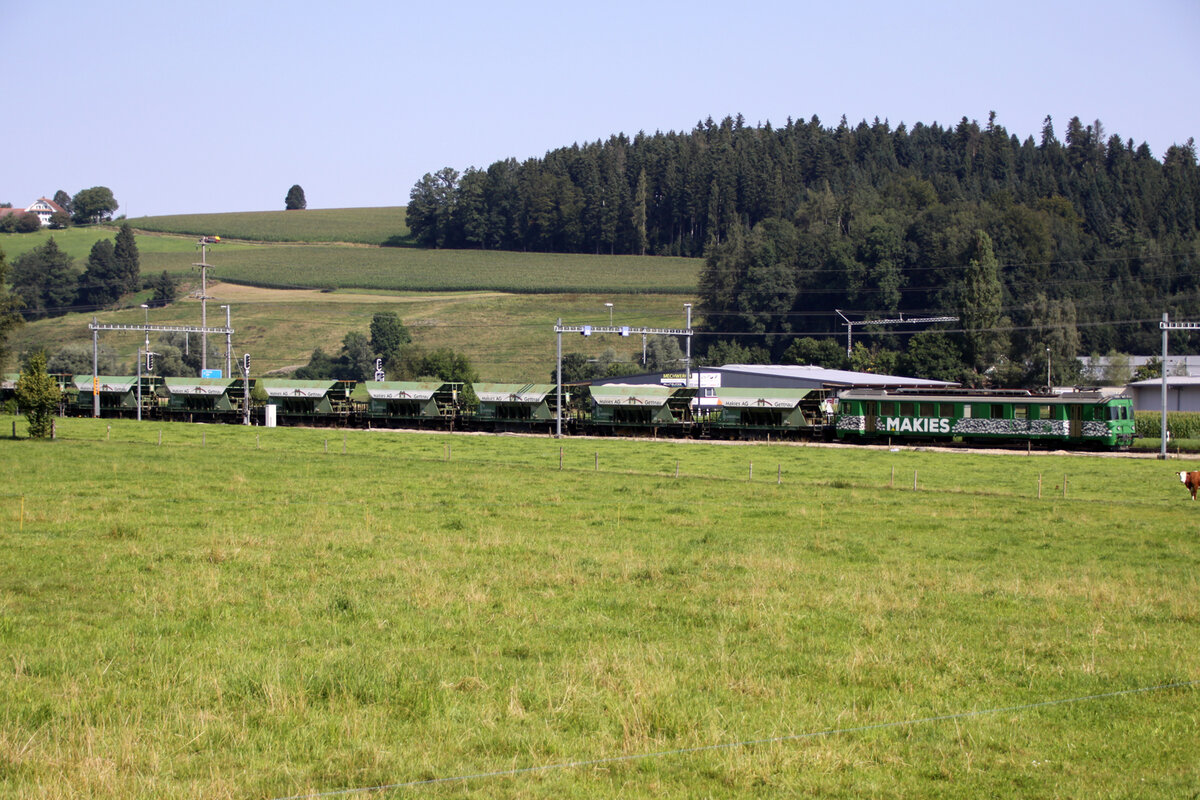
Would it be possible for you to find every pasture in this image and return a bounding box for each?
[10,284,696,380]
[1,418,1197,798]
[4,222,701,380]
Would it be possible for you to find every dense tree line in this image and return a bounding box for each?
[10,224,141,319]
[409,112,1200,385]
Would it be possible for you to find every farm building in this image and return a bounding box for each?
[472,383,556,422]
[1127,376,1200,412]
[591,364,956,392]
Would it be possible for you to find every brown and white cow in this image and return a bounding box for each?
[1177,471,1200,500]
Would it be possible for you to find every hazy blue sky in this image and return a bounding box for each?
[4,0,1198,217]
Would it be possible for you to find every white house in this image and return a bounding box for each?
[24,197,66,226]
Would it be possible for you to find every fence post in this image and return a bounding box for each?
[777,463,782,485]
[749,461,753,481]
[158,430,162,446]
[595,452,599,471]
[675,459,679,478]
[890,466,895,488]
[559,447,563,470]
[1038,473,1042,499]
[913,470,918,490]
[1063,474,1068,498]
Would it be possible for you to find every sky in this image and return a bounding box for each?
[3,0,1198,218]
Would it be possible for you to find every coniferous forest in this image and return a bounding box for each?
[408,112,1200,386]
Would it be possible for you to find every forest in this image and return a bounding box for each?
[407,113,1200,385]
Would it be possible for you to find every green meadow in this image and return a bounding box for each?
[2,221,700,379]
[2,417,1197,798]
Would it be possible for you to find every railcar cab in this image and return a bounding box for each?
[835,387,1135,449]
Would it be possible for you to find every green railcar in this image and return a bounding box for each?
[835,388,1135,449]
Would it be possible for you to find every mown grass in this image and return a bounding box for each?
[127,207,410,245]
[11,285,695,379]
[1,417,1197,799]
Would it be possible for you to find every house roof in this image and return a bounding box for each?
[1128,376,1200,387]
[27,197,66,214]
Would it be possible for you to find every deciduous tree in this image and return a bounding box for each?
[15,351,60,438]
[70,186,118,224]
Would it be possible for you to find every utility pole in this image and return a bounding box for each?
[194,236,220,372]
[1158,313,1200,459]
[684,303,692,385]
[91,317,100,418]
[221,304,232,378]
[556,318,563,438]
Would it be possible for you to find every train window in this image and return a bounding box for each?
[919,402,935,417]
[992,404,1005,419]
[972,404,990,419]
[961,404,972,418]
[880,401,895,415]
[899,402,915,417]
[1014,406,1028,420]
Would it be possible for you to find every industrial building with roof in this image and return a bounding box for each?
[589,364,958,391]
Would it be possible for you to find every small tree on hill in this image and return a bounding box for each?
[70,186,119,224]
[15,351,61,438]
[285,185,307,210]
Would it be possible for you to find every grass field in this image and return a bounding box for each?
[2,418,1197,798]
[9,283,696,380]
[126,207,411,246]
[3,220,701,380]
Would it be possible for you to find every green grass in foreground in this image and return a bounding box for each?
[1,417,1197,799]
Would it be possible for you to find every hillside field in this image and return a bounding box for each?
[2,219,701,380]
[1,419,1197,798]
[127,207,411,245]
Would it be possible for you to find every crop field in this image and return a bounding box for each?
[2,418,1197,799]
[127,208,410,246]
[195,245,699,295]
